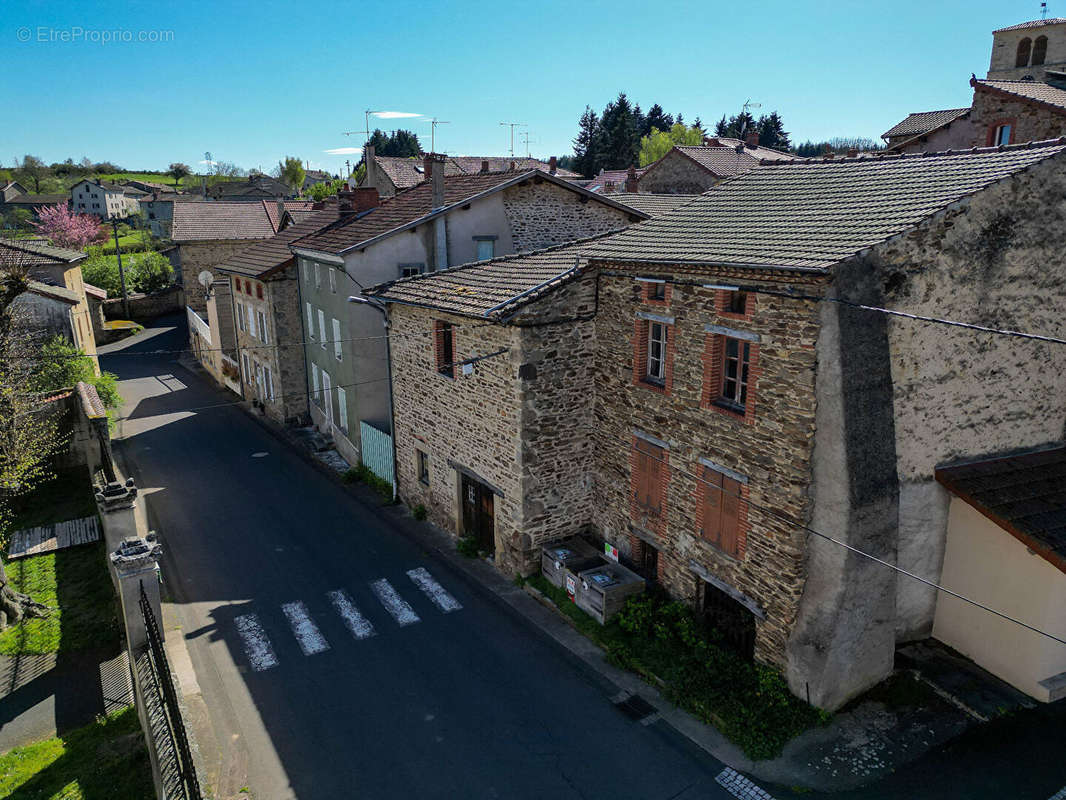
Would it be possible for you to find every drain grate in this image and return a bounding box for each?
[613,692,657,721]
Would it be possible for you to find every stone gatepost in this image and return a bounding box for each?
[96,478,139,552]
[110,535,163,653]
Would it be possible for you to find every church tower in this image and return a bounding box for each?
[988,17,1066,81]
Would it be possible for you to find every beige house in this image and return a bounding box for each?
[69,179,140,220]
[933,449,1066,703]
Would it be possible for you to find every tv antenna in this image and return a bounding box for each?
[520,130,536,158]
[1041,1,1048,19]
[499,122,527,158]
[426,118,451,152]
[740,99,762,136]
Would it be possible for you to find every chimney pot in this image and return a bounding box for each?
[625,165,639,193]
[426,152,446,209]
[353,187,379,212]
[549,156,557,175]
[509,161,516,171]
[338,185,356,215]
[480,159,489,173]
[745,131,759,149]
[847,148,859,158]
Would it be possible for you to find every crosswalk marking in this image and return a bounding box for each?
[327,589,376,640]
[282,601,330,655]
[370,578,421,626]
[715,768,776,800]
[407,567,462,613]
[235,614,279,671]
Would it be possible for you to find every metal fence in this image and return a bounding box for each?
[360,421,395,488]
[138,582,202,800]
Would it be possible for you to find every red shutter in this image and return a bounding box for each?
[634,439,663,512]
[720,476,741,555]
[702,467,723,545]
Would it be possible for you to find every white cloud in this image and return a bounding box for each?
[372,111,422,119]
[324,147,362,155]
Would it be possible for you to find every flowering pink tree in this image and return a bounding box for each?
[31,205,104,250]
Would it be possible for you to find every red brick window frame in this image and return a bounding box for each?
[434,320,455,379]
[233,277,241,294]
[638,278,671,305]
[692,460,749,558]
[702,328,760,423]
[713,286,755,321]
[630,435,669,535]
[986,118,1017,147]
[632,314,675,395]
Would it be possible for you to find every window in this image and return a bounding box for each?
[314,263,321,289]
[332,318,342,360]
[1033,35,1048,66]
[263,364,274,402]
[241,352,250,383]
[336,386,347,432]
[306,302,315,340]
[632,438,665,516]
[475,238,495,261]
[400,263,424,278]
[248,304,257,338]
[650,282,666,301]
[256,283,264,300]
[630,538,659,584]
[994,124,1012,146]
[328,267,337,293]
[417,449,430,485]
[726,291,746,315]
[318,309,326,348]
[256,310,268,344]
[1016,37,1032,67]
[435,320,455,378]
[236,302,246,331]
[646,322,667,384]
[720,337,750,410]
[699,465,742,556]
[311,362,321,403]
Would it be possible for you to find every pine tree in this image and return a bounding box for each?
[572,106,600,178]
[757,112,790,150]
[644,104,673,137]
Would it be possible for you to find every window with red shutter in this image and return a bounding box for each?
[701,465,741,556]
[634,439,664,513]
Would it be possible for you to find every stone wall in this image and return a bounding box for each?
[500,179,636,251]
[588,266,823,668]
[638,150,718,194]
[102,285,184,321]
[971,88,1066,145]
[988,23,1066,81]
[178,240,255,313]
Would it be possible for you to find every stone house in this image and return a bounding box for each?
[139,192,204,238]
[360,146,579,197]
[368,140,1066,711]
[69,179,140,220]
[0,182,68,221]
[292,155,646,467]
[638,136,797,194]
[1,239,98,370]
[207,175,294,201]
[213,205,339,424]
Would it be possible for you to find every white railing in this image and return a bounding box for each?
[186,306,211,345]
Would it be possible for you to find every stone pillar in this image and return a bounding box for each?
[110,535,163,653]
[96,479,139,552]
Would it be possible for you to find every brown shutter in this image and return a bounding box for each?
[720,476,741,555]
[702,466,723,545]
[635,439,663,512]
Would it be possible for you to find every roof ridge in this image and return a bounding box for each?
[758,136,1066,166]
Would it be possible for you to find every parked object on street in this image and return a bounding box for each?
[574,560,645,625]
[542,537,603,589]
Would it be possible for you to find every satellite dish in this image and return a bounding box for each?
[198,270,214,289]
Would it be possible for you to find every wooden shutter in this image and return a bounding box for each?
[720,476,741,555]
[635,439,663,513]
[702,466,723,545]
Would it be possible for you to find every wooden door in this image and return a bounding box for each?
[461,474,495,554]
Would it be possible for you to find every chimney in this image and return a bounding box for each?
[353,187,379,212]
[847,148,859,158]
[703,136,722,147]
[276,199,285,231]
[480,159,489,173]
[425,152,446,209]
[549,156,557,175]
[364,145,376,189]
[625,165,638,193]
[338,185,356,215]
[744,131,759,149]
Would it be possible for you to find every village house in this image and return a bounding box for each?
[69,178,141,219]
[637,134,798,194]
[212,204,339,423]
[0,239,99,370]
[367,139,1066,711]
[139,191,204,238]
[207,174,295,201]
[291,155,646,467]
[360,146,580,197]
[0,181,68,221]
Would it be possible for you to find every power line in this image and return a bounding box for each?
[632,443,1066,647]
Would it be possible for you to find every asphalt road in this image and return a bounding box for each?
[103,316,735,800]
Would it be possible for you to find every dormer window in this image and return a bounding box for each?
[1033,35,1048,66]
[1016,37,1032,67]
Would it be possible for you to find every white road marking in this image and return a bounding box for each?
[715,767,776,800]
[251,451,269,458]
[1048,787,1066,800]
[327,590,376,640]
[407,567,462,613]
[234,614,279,671]
[370,579,420,626]
[281,601,330,655]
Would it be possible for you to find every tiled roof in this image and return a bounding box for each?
[0,238,86,266]
[262,200,315,233]
[610,193,700,217]
[882,108,971,140]
[973,78,1066,112]
[936,447,1066,573]
[296,169,643,256]
[448,156,579,178]
[993,17,1066,32]
[586,168,645,193]
[366,233,617,318]
[581,139,1066,270]
[672,140,799,177]
[171,201,275,242]
[373,155,578,190]
[215,206,339,279]
[4,194,68,205]
[209,176,292,199]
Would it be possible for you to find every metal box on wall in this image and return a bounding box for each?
[574,561,646,624]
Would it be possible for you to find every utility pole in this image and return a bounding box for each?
[110,217,130,319]
[345,159,352,178]
[499,122,527,158]
[428,118,451,152]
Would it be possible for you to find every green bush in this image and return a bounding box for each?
[79,251,173,295]
[412,503,427,521]
[30,337,122,410]
[456,536,479,558]
[341,463,393,500]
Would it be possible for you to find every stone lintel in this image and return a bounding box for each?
[636,311,675,325]
[688,559,767,619]
[446,459,506,498]
[633,429,670,450]
[697,457,749,485]
[703,323,760,342]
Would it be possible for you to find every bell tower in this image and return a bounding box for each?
[988,17,1066,81]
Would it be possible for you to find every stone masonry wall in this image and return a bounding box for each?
[391,305,525,572]
[179,240,257,313]
[588,266,823,667]
[638,150,719,194]
[970,89,1066,146]
[501,179,635,251]
[270,271,308,423]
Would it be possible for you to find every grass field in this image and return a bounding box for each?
[0,707,154,799]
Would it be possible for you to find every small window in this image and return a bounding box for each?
[435,320,455,378]
[318,309,326,348]
[236,303,246,331]
[256,283,264,300]
[646,322,667,384]
[332,318,342,360]
[720,337,750,411]
[241,352,250,383]
[314,263,321,289]
[257,310,268,344]
[1033,35,1048,66]
[417,449,430,485]
[650,282,666,301]
[400,263,424,278]
[727,291,746,315]
[1016,37,1032,67]
[248,304,257,338]
[994,124,1012,146]
[264,365,274,402]
[475,238,495,261]
[329,267,337,293]
[336,386,348,432]
[306,302,315,339]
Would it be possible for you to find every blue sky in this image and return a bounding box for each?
[0,1,1045,174]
